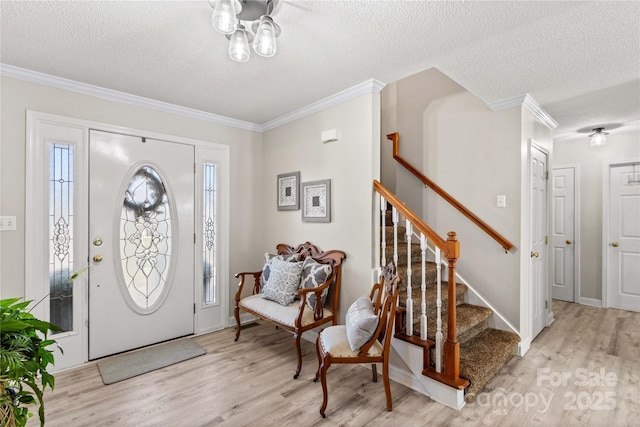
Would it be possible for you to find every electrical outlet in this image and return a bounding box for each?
[0,216,17,231]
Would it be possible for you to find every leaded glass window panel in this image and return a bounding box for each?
[203,163,217,305]
[49,143,74,333]
[120,166,172,310]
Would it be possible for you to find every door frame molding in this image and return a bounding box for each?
[602,158,640,308]
[551,164,581,304]
[25,111,230,369]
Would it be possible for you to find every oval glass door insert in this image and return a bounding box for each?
[120,166,172,310]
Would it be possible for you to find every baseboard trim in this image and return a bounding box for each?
[228,313,257,327]
[517,338,531,357]
[579,297,602,308]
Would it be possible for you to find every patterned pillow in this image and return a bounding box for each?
[345,294,379,352]
[261,258,304,306]
[300,258,333,310]
[261,252,302,286]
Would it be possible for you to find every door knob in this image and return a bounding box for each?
[93,255,103,263]
[612,242,619,247]
[531,252,539,258]
[566,240,572,244]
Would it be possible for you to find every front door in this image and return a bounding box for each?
[530,145,548,339]
[89,130,195,359]
[552,167,576,302]
[606,162,640,312]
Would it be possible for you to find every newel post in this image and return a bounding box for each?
[443,232,461,381]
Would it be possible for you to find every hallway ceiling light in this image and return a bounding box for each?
[588,127,609,146]
[209,0,281,63]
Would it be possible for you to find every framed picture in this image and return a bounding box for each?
[302,179,331,223]
[277,171,300,211]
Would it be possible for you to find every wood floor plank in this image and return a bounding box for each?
[28,301,639,426]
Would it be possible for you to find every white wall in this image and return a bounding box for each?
[427,91,523,329]
[553,129,640,301]
[0,76,263,319]
[261,93,381,322]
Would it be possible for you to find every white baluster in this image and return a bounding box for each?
[380,195,387,269]
[405,220,413,336]
[435,247,443,373]
[392,207,399,267]
[420,234,427,341]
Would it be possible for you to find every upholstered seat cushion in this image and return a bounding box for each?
[240,294,333,328]
[319,325,383,358]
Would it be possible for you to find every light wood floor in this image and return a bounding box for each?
[30,301,639,426]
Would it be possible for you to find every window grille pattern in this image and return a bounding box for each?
[49,143,74,333]
[120,166,171,309]
[203,163,217,305]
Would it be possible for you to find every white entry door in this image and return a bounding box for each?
[530,145,548,339]
[606,163,640,312]
[552,167,576,302]
[89,130,195,359]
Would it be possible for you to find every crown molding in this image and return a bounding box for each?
[488,94,558,130]
[0,63,262,132]
[260,79,386,132]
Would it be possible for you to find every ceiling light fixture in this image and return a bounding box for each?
[588,127,609,147]
[209,0,281,63]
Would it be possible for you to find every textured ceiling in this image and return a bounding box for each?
[1,0,639,138]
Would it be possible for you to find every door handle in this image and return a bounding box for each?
[566,240,572,244]
[531,252,539,258]
[611,242,619,247]
[93,255,103,263]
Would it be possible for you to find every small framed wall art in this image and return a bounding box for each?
[277,171,300,211]
[301,179,331,222]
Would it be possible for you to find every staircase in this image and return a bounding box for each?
[375,190,519,405]
[378,132,520,404]
[383,218,519,401]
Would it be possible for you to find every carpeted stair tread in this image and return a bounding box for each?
[395,262,438,288]
[406,303,492,343]
[383,225,407,242]
[398,281,467,310]
[460,328,520,402]
[382,242,423,264]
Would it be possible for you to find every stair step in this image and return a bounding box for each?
[460,328,520,402]
[382,225,407,242]
[395,262,438,288]
[382,242,423,265]
[398,281,467,311]
[403,303,493,344]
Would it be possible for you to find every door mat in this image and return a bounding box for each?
[97,339,206,385]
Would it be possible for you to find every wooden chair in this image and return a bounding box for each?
[314,263,401,417]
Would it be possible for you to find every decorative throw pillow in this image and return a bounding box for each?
[300,258,333,311]
[345,294,379,352]
[261,258,304,306]
[260,252,302,286]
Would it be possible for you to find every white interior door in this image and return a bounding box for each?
[552,167,576,302]
[606,163,640,312]
[89,130,195,359]
[530,145,548,338]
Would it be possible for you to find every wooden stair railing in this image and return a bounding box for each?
[386,132,515,252]
[374,180,468,389]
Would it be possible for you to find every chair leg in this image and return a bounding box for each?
[314,335,322,382]
[319,357,330,418]
[293,333,302,379]
[233,306,241,342]
[382,359,392,412]
[371,363,377,382]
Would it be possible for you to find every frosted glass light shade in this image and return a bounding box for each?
[228,26,251,63]
[212,0,239,35]
[252,15,278,57]
[590,132,607,146]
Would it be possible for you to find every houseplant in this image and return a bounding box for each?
[0,297,61,427]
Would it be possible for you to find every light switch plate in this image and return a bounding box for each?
[0,216,17,231]
[497,195,506,208]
